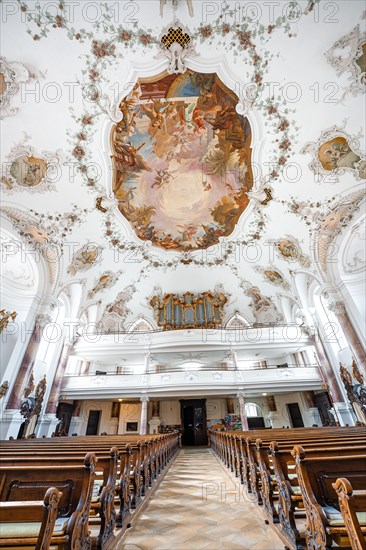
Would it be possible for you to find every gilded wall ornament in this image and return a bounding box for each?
[301,125,366,182]
[0,381,9,400]
[325,25,366,99]
[0,310,17,333]
[1,135,62,192]
[158,25,196,74]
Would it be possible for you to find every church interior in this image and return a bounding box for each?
[0,0,365,548]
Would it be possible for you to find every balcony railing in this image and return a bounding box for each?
[61,365,323,399]
[66,362,319,377]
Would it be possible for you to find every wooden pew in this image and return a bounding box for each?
[0,447,118,550]
[0,433,180,546]
[292,445,366,550]
[333,478,366,550]
[0,453,96,550]
[0,486,62,550]
[268,442,366,549]
[209,427,366,549]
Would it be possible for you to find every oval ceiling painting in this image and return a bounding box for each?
[112,70,253,251]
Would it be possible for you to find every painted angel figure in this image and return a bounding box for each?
[160,0,193,17]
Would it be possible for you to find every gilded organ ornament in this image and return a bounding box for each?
[150,289,228,330]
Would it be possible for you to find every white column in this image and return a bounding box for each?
[144,353,150,374]
[237,392,248,430]
[149,400,161,434]
[140,394,149,435]
[231,349,238,369]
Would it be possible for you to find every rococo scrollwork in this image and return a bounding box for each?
[0,57,40,118]
[301,125,366,182]
[325,25,366,100]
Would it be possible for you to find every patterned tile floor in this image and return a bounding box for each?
[118,447,285,550]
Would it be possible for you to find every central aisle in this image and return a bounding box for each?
[119,447,284,550]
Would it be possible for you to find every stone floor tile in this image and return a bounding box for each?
[119,448,285,550]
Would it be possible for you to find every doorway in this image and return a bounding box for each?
[313,392,336,425]
[180,399,208,446]
[55,402,75,436]
[86,410,101,435]
[287,403,304,428]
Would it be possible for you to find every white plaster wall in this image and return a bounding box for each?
[77,400,119,435]
[244,392,315,428]
[159,400,181,425]
[73,391,317,436]
[118,402,141,434]
[206,398,228,419]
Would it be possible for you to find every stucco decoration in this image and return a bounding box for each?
[157,24,196,75]
[271,236,311,268]
[1,134,62,193]
[97,286,135,332]
[314,190,365,272]
[67,244,103,275]
[242,283,283,324]
[160,0,193,17]
[0,57,41,118]
[255,266,290,290]
[1,205,85,252]
[301,125,366,182]
[325,25,366,99]
[87,270,122,300]
[341,217,366,274]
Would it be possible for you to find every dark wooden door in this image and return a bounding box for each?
[287,403,304,428]
[313,392,336,426]
[86,410,101,435]
[55,402,74,436]
[180,399,208,446]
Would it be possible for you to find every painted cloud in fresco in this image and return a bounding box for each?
[112,70,253,251]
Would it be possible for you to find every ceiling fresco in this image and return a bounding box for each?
[112,71,253,251]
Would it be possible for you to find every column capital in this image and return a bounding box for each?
[140,394,149,403]
[35,314,52,327]
[236,391,245,400]
[327,300,346,316]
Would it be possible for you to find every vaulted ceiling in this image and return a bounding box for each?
[1,0,365,331]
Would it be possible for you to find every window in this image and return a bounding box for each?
[245,403,262,417]
[111,402,121,418]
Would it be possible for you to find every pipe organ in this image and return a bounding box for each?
[150,291,227,330]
